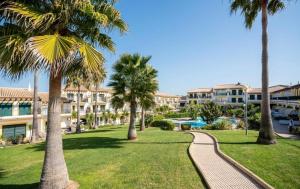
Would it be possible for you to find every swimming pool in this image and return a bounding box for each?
[174,117,237,128]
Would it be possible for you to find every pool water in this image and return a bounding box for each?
[181,117,237,128]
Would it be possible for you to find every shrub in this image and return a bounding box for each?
[248,113,261,130]
[213,120,232,130]
[202,124,214,130]
[151,120,175,130]
[144,114,165,127]
[181,124,191,131]
[232,108,244,118]
[200,102,222,124]
[237,120,245,129]
[164,112,189,119]
[203,120,232,130]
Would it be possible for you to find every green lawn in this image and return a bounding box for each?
[0,126,204,189]
[205,130,300,189]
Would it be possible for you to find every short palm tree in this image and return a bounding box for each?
[139,67,158,131]
[65,60,105,133]
[230,0,288,144]
[0,0,126,188]
[108,54,158,140]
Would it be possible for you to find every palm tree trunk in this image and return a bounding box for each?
[257,0,276,144]
[94,84,98,128]
[31,70,39,143]
[128,100,137,140]
[140,107,145,131]
[40,70,69,189]
[76,86,81,133]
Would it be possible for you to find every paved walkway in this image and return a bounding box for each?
[272,119,300,139]
[189,132,263,189]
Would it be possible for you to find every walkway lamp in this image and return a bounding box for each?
[244,91,248,135]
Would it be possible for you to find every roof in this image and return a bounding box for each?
[0,87,48,102]
[247,88,261,94]
[64,85,112,93]
[187,88,213,93]
[244,85,288,94]
[213,83,247,89]
[155,92,180,98]
[271,84,298,93]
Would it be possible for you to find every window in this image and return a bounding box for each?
[193,93,197,98]
[80,94,83,101]
[0,103,12,117]
[238,90,243,95]
[80,106,84,111]
[202,93,206,98]
[93,94,97,101]
[67,93,74,100]
[257,95,262,100]
[3,124,26,139]
[19,103,31,115]
[232,90,237,95]
[238,98,243,103]
[189,94,193,98]
[231,98,236,103]
[250,95,255,100]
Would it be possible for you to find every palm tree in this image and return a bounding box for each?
[139,68,158,131]
[31,70,41,143]
[0,1,126,188]
[109,54,158,140]
[94,83,99,128]
[230,0,288,144]
[65,61,104,133]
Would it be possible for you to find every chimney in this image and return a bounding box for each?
[28,83,32,91]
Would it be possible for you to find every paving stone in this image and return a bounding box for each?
[189,132,263,189]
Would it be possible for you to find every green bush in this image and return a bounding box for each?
[237,120,245,129]
[248,113,261,130]
[144,114,165,127]
[232,108,244,118]
[163,112,189,119]
[202,124,214,130]
[202,120,232,130]
[181,124,191,131]
[213,120,232,130]
[151,120,175,130]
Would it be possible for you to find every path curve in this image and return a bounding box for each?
[189,132,265,189]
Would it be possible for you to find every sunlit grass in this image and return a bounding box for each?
[0,126,204,189]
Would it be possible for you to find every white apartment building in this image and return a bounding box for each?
[186,83,295,107]
[154,92,181,110]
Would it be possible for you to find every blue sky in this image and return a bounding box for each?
[0,0,299,95]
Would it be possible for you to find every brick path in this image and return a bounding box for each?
[189,132,263,189]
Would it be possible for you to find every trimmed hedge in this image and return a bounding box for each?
[202,120,232,130]
[151,120,175,131]
[181,124,191,131]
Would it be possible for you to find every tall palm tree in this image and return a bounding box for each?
[0,1,126,188]
[109,54,158,140]
[230,0,287,144]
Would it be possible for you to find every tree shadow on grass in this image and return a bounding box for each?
[0,168,6,178]
[218,141,257,145]
[0,183,39,189]
[132,141,191,145]
[27,137,126,151]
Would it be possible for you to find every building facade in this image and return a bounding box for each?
[186,83,299,108]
